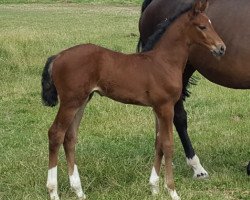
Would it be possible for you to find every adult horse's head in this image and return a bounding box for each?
[187,0,226,57]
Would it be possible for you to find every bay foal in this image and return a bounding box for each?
[42,1,225,200]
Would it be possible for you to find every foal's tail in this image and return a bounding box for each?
[41,55,58,107]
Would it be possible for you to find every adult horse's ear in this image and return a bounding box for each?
[200,0,209,12]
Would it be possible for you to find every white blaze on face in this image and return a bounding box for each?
[69,164,86,199]
[47,166,60,200]
[149,167,160,195]
[208,19,212,24]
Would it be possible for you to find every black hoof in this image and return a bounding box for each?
[247,161,250,176]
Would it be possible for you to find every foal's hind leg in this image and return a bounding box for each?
[63,97,91,200]
[46,100,85,200]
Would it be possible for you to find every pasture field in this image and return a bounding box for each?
[0,0,141,5]
[0,3,249,200]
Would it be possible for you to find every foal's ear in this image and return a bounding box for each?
[200,0,209,12]
[192,0,202,15]
[192,0,209,16]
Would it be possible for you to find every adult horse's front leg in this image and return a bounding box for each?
[150,103,180,200]
[173,64,208,179]
[174,99,208,179]
[47,102,83,200]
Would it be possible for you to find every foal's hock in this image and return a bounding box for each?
[42,1,225,200]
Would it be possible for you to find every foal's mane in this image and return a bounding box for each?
[142,5,193,52]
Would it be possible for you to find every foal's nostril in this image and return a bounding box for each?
[218,44,226,55]
[220,45,225,52]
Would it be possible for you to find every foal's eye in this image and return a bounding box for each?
[198,25,207,30]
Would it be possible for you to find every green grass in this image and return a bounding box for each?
[0,3,249,200]
[0,0,142,5]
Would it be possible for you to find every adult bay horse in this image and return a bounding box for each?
[42,1,225,200]
[138,0,250,177]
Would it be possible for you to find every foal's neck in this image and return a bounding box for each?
[152,14,191,72]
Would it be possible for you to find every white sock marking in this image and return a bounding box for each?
[47,166,60,200]
[169,189,181,200]
[149,167,159,195]
[164,184,181,200]
[69,164,86,199]
[187,155,209,178]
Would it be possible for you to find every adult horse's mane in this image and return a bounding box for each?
[142,4,196,100]
[141,0,153,13]
[142,5,192,52]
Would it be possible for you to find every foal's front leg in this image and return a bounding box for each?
[150,104,180,200]
[149,114,162,195]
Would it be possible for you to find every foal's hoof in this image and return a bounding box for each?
[79,194,87,200]
[149,181,160,196]
[50,195,60,200]
[170,192,181,200]
[47,189,60,200]
[167,188,181,200]
[150,185,160,196]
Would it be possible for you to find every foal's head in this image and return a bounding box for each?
[186,0,226,57]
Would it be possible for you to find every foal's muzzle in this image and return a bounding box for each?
[211,43,226,57]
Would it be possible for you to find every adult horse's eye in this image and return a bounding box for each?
[198,25,207,30]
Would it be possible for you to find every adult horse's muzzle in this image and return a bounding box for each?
[211,43,226,57]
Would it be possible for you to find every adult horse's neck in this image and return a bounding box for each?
[151,13,190,73]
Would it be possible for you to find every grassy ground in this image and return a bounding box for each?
[0,0,141,5]
[0,3,249,200]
